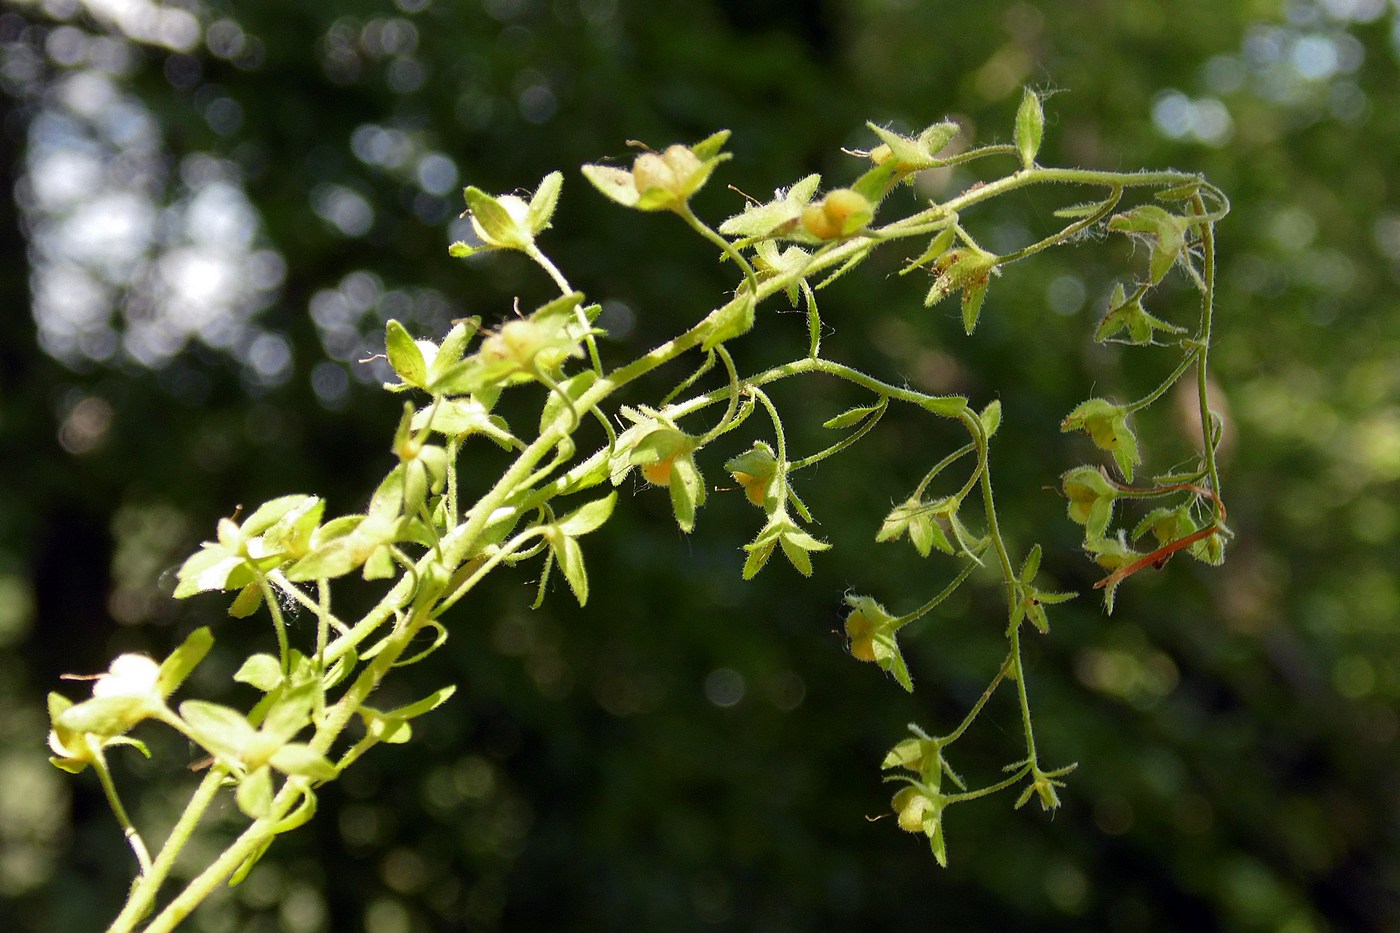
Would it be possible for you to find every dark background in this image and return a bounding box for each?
[2,1,1398,930]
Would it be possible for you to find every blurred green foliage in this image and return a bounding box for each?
[1,0,1397,930]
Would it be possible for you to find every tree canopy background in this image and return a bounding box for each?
[2,1,1398,930]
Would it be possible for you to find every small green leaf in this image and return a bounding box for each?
[57,696,150,737]
[269,744,337,781]
[463,187,530,249]
[555,534,589,606]
[242,495,317,537]
[962,278,989,334]
[538,370,597,435]
[668,455,705,533]
[1053,201,1108,219]
[233,654,284,693]
[901,226,957,275]
[701,292,755,352]
[386,685,457,721]
[385,320,427,388]
[690,129,731,160]
[556,492,617,538]
[920,395,969,417]
[156,626,214,697]
[1014,87,1044,169]
[228,583,262,618]
[180,700,258,759]
[822,401,884,430]
[580,164,642,208]
[527,171,563,233]
[237,766,274,819]
[173,547,255,598]
[979,399,1002,439]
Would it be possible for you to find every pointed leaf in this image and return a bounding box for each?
[1014,87,1044,169]
[463,187,529,248]
[152,627,214,700]
[179,700,258,758]
[236,766,274,819]
[581,164,642,208]
[557,492,617,537]
[556,534,589,606]
[269,744,337,781]
[823,402,884,430]
[233,654,284,693]
[979,399,1002,439]
[385,320,427,387]
[527,171,563,232]
[668,456,705,533]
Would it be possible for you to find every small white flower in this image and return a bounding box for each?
[92,654,161,700]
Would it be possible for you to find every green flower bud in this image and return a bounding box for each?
[1061,398,1141,481]
[800,188,874,240]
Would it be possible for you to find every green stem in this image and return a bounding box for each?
[677,201,759,297]
[1124,350,1199,415]
[1007,624,1040,770]
[995,185,1122,267]
[1190,194,1225,518]
[697,345,742,446]
[259,575,290,674]
[942,765,1031,804]
[93,753,151,877]
[891,556,981,630]
[747,386,790,502]
[106,767,226,932]
[939,652,1012,746]
[787,398,886,472]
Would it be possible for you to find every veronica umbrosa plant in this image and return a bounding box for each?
[49,90,1230,928]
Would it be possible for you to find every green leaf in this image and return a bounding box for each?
[979,399,1002,439]
[919,395,969,417]
[962,278,989,334]
[556,492,617,537]
[1020,544,1043,584]
[262,682,319,743]
[527,171,563,233]
[57,695,150,737]
[538,370,597,435]
[555,534,589,606]
[1014,87,1044,169]
[242,495,317,537]
[822,401,884,430]
[261,497,325,559]
[580,163,642,208]
[701,292,755,352]
[850,160,902,203]
[228,583,262,618]
[866,123,928,166]
[233,654,284,693]
[269,744,337,781]
[690,128,731,160]
[173,546,255,598]
[385,319,427,388]
[901,226,957,275]
[386,685,457,721]
[179,700,258,759]
[1053,201,1109,219]
[463,187,529,249]
[236,766,274,819]
[668,455,705,533]
[156,626,214,697]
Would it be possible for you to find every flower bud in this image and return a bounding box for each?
[892,786,933,833]
[843,608,878,661]
[801,188,873,240]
